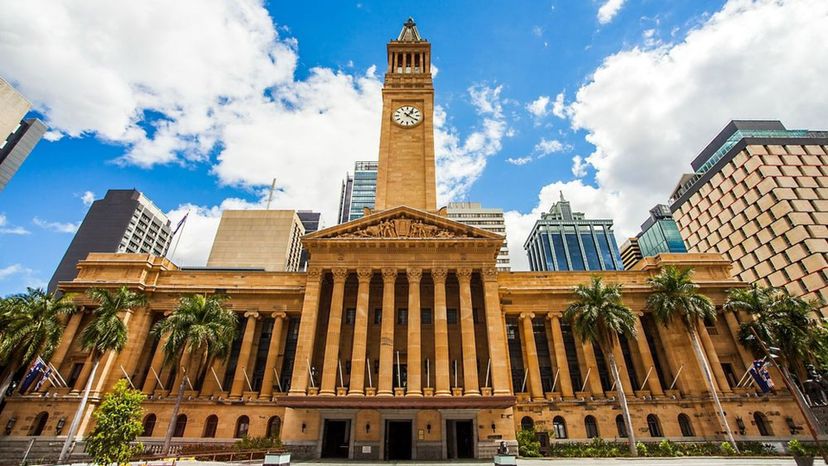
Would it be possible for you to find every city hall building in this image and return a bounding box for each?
[0,19,810,461]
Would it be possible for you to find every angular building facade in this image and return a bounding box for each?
[446,202,511,271]
[524,194,623,272]
[47,189,172,292]
[337,161,379,223]
[670,120,828,309]
[207,210,306,272]
[0,77,46,191]
[620,204,687,270]
[1,20,810,463]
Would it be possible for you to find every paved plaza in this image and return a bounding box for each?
[287,458,810,466]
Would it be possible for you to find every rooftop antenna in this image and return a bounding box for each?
[266,178,277,209]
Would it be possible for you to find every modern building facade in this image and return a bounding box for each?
[338,161,379,223]
[670,120,828,309]
[0,77,46,191]
[446,202,511,271]
[620,205,687,270]
[2,21,811,463]
[47,189,172,292]
[207,210,306,272]
[524,194,623,272]
[297,210,322,270]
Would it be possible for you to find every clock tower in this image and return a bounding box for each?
[374,18,437,212]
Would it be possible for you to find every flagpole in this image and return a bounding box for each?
[169,210,190,263]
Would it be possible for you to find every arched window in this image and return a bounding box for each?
[520,416,534,431]
[203,415,218,438]
[615,414,627,438]
[678,413,694,437]
[584,415,599,439]
[142,414,157,437]
[754,412,772,436]
[552,416,567,439]
[235,415,250,438]
[267,416,282,438]
[30,412,48,436]
[173,414,187,437]
[647,414,663,437]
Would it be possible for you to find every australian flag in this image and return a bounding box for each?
[749,359,774,393]
[19,357,48,394]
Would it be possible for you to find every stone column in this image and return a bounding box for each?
[406,267,423,396]
[432,268,451,396]
[481,267,511,395]
[633,315,663,396]
[610,341,634,396]
[319,267,349,396]
[72,352,96,393]
[259,311,288,398]
[92,308,136,394]
[50,312,83,371]
[697,321,732,393]
[655,321,691,394]
[377,268,397,396]
[548,314,574,397]
[121,308,154,380]
[348,268,373,396]
[142,334,169,393]
[581,341,604,395]
[458,267,480,396]
[171,349,192,394]
[289,268,323,395]
[230,311,260,398]
[724,311,755,371]
[519,312,544,399]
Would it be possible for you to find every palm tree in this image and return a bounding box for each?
[0,288,76,406]
[152,294,237,454]
[58,286,146,463]
[646,266,738,451]
[564,276,638,456]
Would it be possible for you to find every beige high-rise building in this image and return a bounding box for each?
[670,120,828,309]
[207,210,305,272]
[446,202,511,271]
[0,76,46,191]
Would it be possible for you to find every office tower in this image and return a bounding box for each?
[446,202,511,271]
[0,77,46,191]
[619,237,642,270]
[337,161,378,223]
[670,120,828,306]
[48,189,172,291]
[297,210,321,270]
[524,193,623,271]
[207,210,305,272]
[620,204,688,270]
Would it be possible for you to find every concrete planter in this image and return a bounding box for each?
[494,454,517,465]
[264,452,291,466]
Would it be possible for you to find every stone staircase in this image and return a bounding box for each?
[0,438,87,466]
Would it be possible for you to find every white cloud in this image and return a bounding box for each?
[534,138,566,155]
[526,95,550,119]
[79,191,95,206]
[0,264,26,281]
[506,156,533,166]
[551,92,567,119]
[430,64,439,79]
[531,26,544,38]
[572,155,588,178]
[597,0,626,24]
[32,217,80,233]
[0,214,30,235]
[0,264,46,291]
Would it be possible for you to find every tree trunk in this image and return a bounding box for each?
[0,362,20,408]
[689,327,739,452]
[607,352,637,456]
[162,368,188,454]
[58,354,100,463]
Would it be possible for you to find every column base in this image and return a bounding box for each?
[346,390,365,396]
[464,389,481,397]
[435,389,452,396]
[318,389,336,397]
[405,390,423,397]
[376,389,393,397]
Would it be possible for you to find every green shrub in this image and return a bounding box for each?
[636,441,649,457]
[84,380,145,465]
[788,439,807,457]
[517,428,542,457]
[234,436,283,451]
[720,441,737,456]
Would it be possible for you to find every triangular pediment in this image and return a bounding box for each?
[305,206,503,241]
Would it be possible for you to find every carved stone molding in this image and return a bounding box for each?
[307,267,323,282]
[356,267,373,282]
[381,268,398,282]
[406,267,423,282]
[481,267,498,281]
[431,267,448,282]
[457,267,473,282]
[520,312,535,320]
[339,215,467,239]
[332,267,349,282]
[244,311,260,319]
[546,312,562,321]
[271,311,288,320]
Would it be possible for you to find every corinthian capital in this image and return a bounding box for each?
[406,267,423,282]
[332,267,349,282]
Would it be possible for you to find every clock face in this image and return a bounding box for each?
[392,105,422,127]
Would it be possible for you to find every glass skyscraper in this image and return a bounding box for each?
[637,204,688,257]
[337,161,378,223]
[523,193,623,271]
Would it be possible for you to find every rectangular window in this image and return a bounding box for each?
[345,308,356,325]
[421,308,432,325]
[564,228,585,270]
[551,232,569,271]
[373,308,382,325]
[447,309,458,324]
[581,227,602,270]
[595,227,618,270]
[397,308,408,325]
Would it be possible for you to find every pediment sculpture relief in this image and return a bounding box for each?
[339,216,468,239]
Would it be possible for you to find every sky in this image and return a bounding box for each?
[1,0,828,295]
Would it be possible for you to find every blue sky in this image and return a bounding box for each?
[1,0,827,294]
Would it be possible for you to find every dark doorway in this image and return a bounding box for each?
[446,419,474,459]
[321,420,350,458]
[385,420,412,460]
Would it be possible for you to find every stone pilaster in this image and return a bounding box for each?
[377,268,397,396]
[259,311,288,398]
[320,267,349,396]
[230,311,260,398]
[697,320,732,393]
[432,267,450,396]
[406,267,423,396]
[548,313,574,397]
[482,267,511,395]
[348,268,373,396]
[519,312,543,399]
[458,267,480,396]
[288,267,323,395]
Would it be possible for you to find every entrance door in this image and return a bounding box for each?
[446,419,475,459]
[385,420,412,460]
[321,420,350,458]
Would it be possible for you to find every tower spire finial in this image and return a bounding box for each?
[560,190,566,202]
[397,17,423,42]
